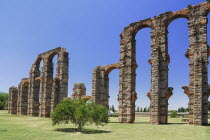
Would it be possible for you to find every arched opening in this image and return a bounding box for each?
[135,27,151,123]
[167,17,189,124]
[52,55,58,78]
[48,52,59,114]
[108,69,119,118]
[48,52,59,78]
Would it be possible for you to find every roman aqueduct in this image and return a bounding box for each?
[8,1,210,126]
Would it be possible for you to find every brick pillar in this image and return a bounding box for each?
[72,83,86,99]
[39,59,53,117]
[28,62,41,117]
[17,79,29,115]
[150,25,171,124]
[57,50,69,102]
[91,66,109,109]
[188,8,208,125]
[119,35,137,123]
[51,77,60,112]
[182,86,194,124]
[8,87,18,115]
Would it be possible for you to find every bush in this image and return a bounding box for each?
[109,114,118,117]
[170,110,178,118]
[51,98,109,132]
[0,92,8,110]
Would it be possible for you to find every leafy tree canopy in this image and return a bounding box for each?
[51,98,109,132]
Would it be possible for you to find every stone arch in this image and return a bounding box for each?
[27,56,43,117]
[38,47,69,117]
[164,10,189,28]
[92,63,120,109]
[119,19,153,123]
[165,14,190,124]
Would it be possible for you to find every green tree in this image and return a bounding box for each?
[137,107,140,112]
[0,92,8,110]
[140,107,142,112]
[143,107,146,112]
[111,105,115,112]
[147,107,150,112]
[178,107,189,112]
[51,98,109,132]
[170,110,178,118]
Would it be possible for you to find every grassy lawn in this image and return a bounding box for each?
[0,110,210,140]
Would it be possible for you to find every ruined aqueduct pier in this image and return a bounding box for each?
[92,1,210,126]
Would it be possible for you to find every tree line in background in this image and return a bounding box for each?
[136,107,150,112]
[0,92,8,110]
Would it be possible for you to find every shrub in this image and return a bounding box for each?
[0,92,8,110]
[109,114,118,117]
[51,98,109,132]
[170,110,178,118]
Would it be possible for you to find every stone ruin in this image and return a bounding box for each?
[8,1,210,126]
[92,1,210,126]
[8,47,69,117]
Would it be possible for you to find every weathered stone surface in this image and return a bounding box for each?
[72,83,86,99]
[8,87,18,115]
[92,1,210,125]
[17,78,29,115]
[91,63,120,110]
[8,47,69,118]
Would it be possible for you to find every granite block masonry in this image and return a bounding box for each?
[91,1,210,125]
[9,47,69,117]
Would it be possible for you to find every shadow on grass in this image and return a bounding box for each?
[55,128,111,134]
[165,123,187,125]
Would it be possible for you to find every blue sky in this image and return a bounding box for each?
[0,0,209,110]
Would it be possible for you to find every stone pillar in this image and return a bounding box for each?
[91,66,109,109]
[188,7,208,125]
[51,77,60,112]
[28,63,41,117]
[57,50,69,102]
[150,23,171,124]
[182,86,194,124]
[72,83,86,99]
[17,79,29,115]
[8,87,18,115]
[119,34,137,123]
[39,59,53,117]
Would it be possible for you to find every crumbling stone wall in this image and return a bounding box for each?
[8,87,18,115]
[72,83,86,99]
[8,47,69,118]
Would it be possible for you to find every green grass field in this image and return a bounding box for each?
[0,110,210,140]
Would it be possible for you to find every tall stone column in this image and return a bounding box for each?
[188,7,208,125]
[51,77,60,112]
[91,66,109,109]
[8,87,18,115]
[119,35,137,123]
[56,50,69,102]
[17,79,29,115]
[150,20,171,124]
[39,59,53,117]
[28,63,41,117]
